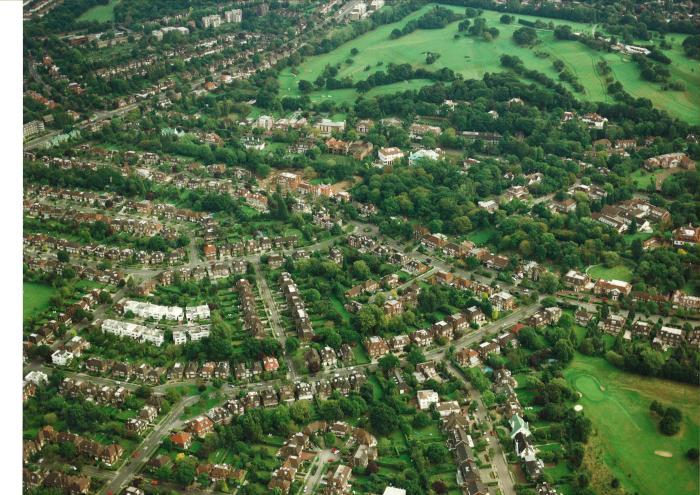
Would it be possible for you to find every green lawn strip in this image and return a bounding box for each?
[586,264,633,282]
[23,282,57,321]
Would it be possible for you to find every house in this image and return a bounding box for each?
[170,431,192,450]
[389,334,410,353]
[672,225,700,246]
[314,119,346,136]
[377,147,405,167]
[490,291,516,311]
[436,401,461,418]
[562,270,591,291]
[139,405,158,422]
[593,279,632,300]
[263,356,280,373]
[326,464,352,495]
[364,336,389,359]
[631,320,653,337]
[320,347,337,368]
[653,326,684,351]
[599,314,626,336]
[478,340,500,358]
[411,329,433,347]
[455,348,481,368]
[477,200,498,213]
[352,444,378,469]
[574,310,594,326]
[187,415,214,438]
[51,349,73,366]
[465,306,486,325]
[417,389,439,410]
[644,152,695,170]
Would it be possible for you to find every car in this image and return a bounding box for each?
[132,451,140,458]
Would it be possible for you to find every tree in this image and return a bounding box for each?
[174,460,196,486]
[298,80,313,93]
[378,353,400,374]
[425,443,448,464]
[513,27,538,46]
[352,260,371,279]
[413,412,431,428]
[686,448,699,460]
[369,403,398,435]
[57,251,70,263]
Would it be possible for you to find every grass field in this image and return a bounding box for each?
[279,4,699,123]
[586,264,633,282]
[564,354,700,495]
[77,0,121,23]
[23,282,56,321]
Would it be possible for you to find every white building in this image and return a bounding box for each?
[51,349,74,366]
[377,147,405,167]
[173,330,188,345]
[102,319,165,346]
[314,119,346,136]
[152,26,189,41]
[408,149,441,166]
[24,370,49,386]
[478,200,498,213]
[124,300,184,321]
[186,305,211,321]
[383,488,406,495]
[224,9,242,23]
[417,389,439,410]
[202,14,222,28]
[187,325,211,341]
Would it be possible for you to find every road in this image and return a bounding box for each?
[252,261,298,379]
[100,395,199,495]
[301,448,339,494]
[447,362,516,495]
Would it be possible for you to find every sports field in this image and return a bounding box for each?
[279,4,700,123]
[564,354,700,495]
[23,282,55,321]
[586,264,633,282]
[78,0,121,23]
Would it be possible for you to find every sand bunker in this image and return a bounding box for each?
[574,405,583,412]
[654,450,673,458]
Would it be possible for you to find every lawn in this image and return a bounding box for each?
[586,264,633,282]
[23,282,56,322]
[564,354,700,495]
[278,4,699,123]
[77,0,121,23]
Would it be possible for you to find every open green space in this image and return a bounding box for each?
[278,4,699,123]
[586,264,633,282]
[78,0,121,23]
[23,282,56,322]
[564,354,700,495]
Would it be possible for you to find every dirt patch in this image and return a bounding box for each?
[654,450,673,458]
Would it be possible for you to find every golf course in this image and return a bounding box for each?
[564,354,700,495]
[279,4,700,123]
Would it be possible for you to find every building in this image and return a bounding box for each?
[364,336,389,359]
[170,431,192,450]
[417,389,439,410]
[562,270,591,291]
[314,119,346,136]
[24,120,45,140]
[51,349,74,366]
[653,326,684,351]
[490,291,516,311]
[326,464,352,495]
[593,279,632,300]
[224,9,242,23]
[408,148,441,165]
[201,14,222,28]
[377,147,405,167]
[673,225,700,246]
